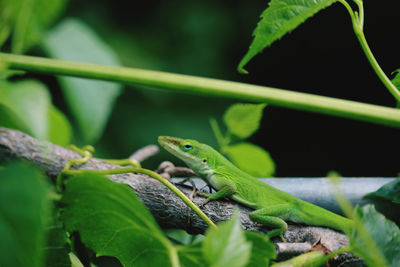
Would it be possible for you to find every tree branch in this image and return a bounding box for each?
[0,127,361,264]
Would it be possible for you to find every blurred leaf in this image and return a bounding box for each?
[0,79,71,143]
[364,179,400,204]
[164,229,203,245]
[0,162,51,267]
[244,231,276,267]
[349,205,400,267]
[223,103,266,139]
[43,214,71,267]
[0,1,13,48]
[178,242,207,267]
[326,170,342,178]
[224,142,275,177]
[61,173,176,266]
[0,103,29,132]
[48,106,72,146]
[203,211,251,267]
[238,0,337,73]
[10,0,67,53]
[43,18,123,143]
[0,79,50,139]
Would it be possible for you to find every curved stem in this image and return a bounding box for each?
[339,0,400,103]
[1,53,400,128]
[63,167,217,229]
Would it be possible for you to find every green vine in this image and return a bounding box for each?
[1,52,400,128]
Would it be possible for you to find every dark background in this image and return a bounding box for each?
[59,0,399,177]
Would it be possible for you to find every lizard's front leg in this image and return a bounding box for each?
[198,181,236,206]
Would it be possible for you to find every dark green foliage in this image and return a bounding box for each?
[0,162,51,267]
[349,205,400,267]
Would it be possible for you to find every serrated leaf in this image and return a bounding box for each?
[349,205,400,267]
[43,18,123,143]
[244,231,276,267]
[364,179,400,204]
[48,106,72,146]
[238,0,337,73]
[0,162,51,267]
[61,173,176,266]
[224,142,275,177]
[0,79,50,139]
[203,211,251,267]
[223,103,266,139]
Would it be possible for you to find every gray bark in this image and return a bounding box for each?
[0,127,361,265]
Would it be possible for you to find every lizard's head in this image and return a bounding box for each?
[158,136,212,171]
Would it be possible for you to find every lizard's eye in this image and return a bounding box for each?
[183,144,193,152]
[202,158,207,163]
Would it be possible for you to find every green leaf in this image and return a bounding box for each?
[203,211,251,267]
[238,0,337,73]
[0,79,71,144]
[224,142,275,177]
[48,106,72,146]
[0,162,51,267]
[349,205,400,267]
[43,18,123,143]
[10,0,67,53]
[364,179,400,204]
[178,242,207,267]
[392,69,400,90]
[244,231,276,267]
[223,103,266,139]
[60,173,176,266]
[0,79,50,139]
[43,214,71,267]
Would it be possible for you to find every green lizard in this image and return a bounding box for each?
[158,136,353,239]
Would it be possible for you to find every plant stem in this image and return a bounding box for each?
[63,167,217,229]
[1,53,400,128]
[339,0,400,102]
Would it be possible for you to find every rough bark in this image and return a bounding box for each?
[0,127,361,265]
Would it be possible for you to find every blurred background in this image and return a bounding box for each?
[6,0,400,176]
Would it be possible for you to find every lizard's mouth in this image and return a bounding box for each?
[158,136,186,157]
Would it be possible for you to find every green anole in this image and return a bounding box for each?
[158,136,353,239]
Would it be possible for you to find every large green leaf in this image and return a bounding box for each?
[364,179,400,204]
[244,231,276,267]
[0,79,50,139]
[223,103,266,139]
[0,79,72,144]
[8,0,67,53]
[0,162,51,267]
[178,242,207,267]
[48,106,72,146]
[43,18,123,143]
[60,173,176,266]
[43,214,71,267]
[349,205,400,267]
[224,142,275,177]
[203,211,251,267]
[238,0,338,73]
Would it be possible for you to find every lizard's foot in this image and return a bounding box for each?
[157,161,197,180]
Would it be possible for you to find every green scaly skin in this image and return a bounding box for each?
[158,136,353,239]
